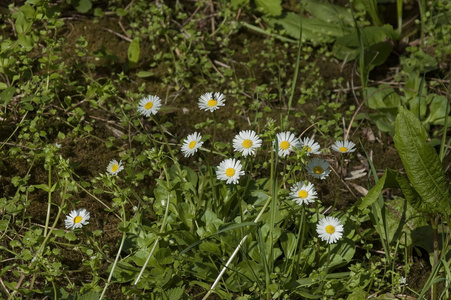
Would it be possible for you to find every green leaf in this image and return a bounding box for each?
[424,94,450,125]
[231,0,248,9]
[358,169,399,210]
[393,107,451,215]
[69,0,92,13]
[0,87,16,104]
[346,289,367,300]
[128,37,140,65]
[304,0,353,25]
[382,197,428,245]
[255,0,282,16]
[137,71,154,78]
[366,85,401,110]
[0,219,9,231]
[266,12,351,43]
[165,287,185,300]
[78,292,101,300]
[334,25,399,61]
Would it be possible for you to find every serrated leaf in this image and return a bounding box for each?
[393,107,451,215]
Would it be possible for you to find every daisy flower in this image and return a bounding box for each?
[198,92,226,112]
[65,208,90,230]
[316,216,344,244]
[305,158,331,180]
[289,181,317,205]
[298,137,321,156]
[107,159,124,176]
[216,158,244,184]
[137,95,162,117]
[181,132,203,157]
[232,130,262,157]
[275,131,299,158]
[331,140,356,154]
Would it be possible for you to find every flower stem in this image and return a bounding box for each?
[134,165,172,286]
[44,164,52,237]
[99,203,127,300]
[202,196,272,300]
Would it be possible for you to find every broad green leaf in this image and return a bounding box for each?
[0,219,8,231]
[424,95,449,125]
[366,85,401,110]
[381,197,428,245]
[127,37,140,65]
[394,107,451,215]
[395,172,430,213]
[255,0,282,16]
[358,169,399,210]
[304,0,353,25]
[266,12,351,43]
[346,289,367,300]
[231,0,248,9]
[363,41,393,70]
[408,96,428,120]
[79,292,101,300]
[0,87,16,104]
[165,287,184,300]
[334,25,399,61]
[70,0,92,13]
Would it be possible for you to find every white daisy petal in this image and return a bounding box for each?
[65,208,90,230]
[298,137,321,156]
[316,216,344,244]
[107,159,124,176]
[216,158,245,184]
[331,140,356,153]
[289,181,317,205]
[305,158,331,180]
[198,92,226,112]
[275,131,299,158]
[137,95,162,117]
[232,130,262,157]
[181,132,204,157]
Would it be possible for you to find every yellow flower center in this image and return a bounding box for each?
[339,146,348,152]
[207,99,217,107]
[313,166,323,174]
[225,168,235,177]
[306,146,312,152]
[189,141,196,149]
[112,164,119,172]
[298,190,308,199]
[145,102,153,110]
[325,225,335,234]
[280,141,290,150]
[242,139,253,149]
[74,216,82,224]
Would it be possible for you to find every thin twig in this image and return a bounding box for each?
[101,27,132,42]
